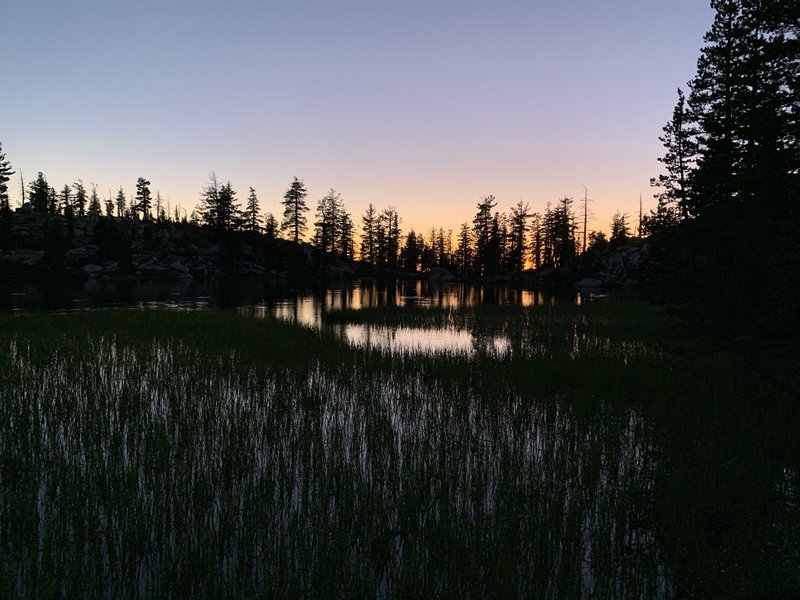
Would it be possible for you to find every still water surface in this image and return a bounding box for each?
[2,278,583,356]
[0,278,580,315]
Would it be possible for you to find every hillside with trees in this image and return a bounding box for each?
[0,145,641,285]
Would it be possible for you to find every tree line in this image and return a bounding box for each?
[0,141,640,276]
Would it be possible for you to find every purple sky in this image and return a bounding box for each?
[2,1,713,237]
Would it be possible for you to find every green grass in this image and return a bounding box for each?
[0,304,797,598]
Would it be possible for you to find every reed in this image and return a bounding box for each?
[0,305,796,597]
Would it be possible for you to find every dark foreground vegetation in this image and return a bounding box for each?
[0,1,797,598]
[0,305,798,598]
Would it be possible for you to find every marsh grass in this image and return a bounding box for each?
[0,304,797,598]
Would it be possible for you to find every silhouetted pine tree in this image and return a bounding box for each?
[0,143,12,248]
[104,191,115,217]
[379,207,401,270]
[88,184,102,217]
[314,189,341,254]
[472,195,496,276]
[217,182,240,231]
[508,201,531,272]
[337,209,354,259]
[454,223,471,274]
[400,231,421,272]
[263,212,279,269]
[0,142,13,213]
[281,177,309,244]
[244,187,263,234]
[29,172,49,213]
[645,88,697,233]
[134,177,152,220]
[60,185,71,215]
[360,203,379,264]
[115,187,127,217]
[73,180,87,216]
[610,212,630,246]
[47,186,57,214]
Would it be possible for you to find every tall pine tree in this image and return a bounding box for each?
[0,142,14,213]
[134,177,152,220]
[281,177,309,244]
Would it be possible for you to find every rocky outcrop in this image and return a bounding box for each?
[0,210,295,281]
[593,243,648,286]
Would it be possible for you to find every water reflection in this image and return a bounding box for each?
[1,278,579,315]
[342,323,512,358]
[239,280,580,329]
[2,279,582,357]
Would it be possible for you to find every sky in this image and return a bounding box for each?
[1,0,714,237]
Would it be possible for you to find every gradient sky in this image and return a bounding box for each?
[2,1,714,237]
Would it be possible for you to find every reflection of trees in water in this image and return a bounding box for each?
[0,278,580,314]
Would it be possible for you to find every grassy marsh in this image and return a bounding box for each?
[0,304,797,598]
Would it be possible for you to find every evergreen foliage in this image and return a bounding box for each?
[360,203,378,264]
[134,177,152,220]
[472,195,496,276]
[73,180,87,216]
[29,172,49,213]
[314,189,343,254]
[115,187,127,217]
[281,177,309,244]
[197,174,241,232]
[88,185,102,218]
[244,187,263,234]
[646,0,800,332]
[0,142,13,212]
[610,212,630,246]
[508,201,531,272]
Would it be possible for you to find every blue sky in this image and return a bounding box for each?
[1,0,714,236]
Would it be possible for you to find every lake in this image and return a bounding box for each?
[1,278,586,357]
[0,292,796,598]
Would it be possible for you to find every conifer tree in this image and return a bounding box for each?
[115,187,127,217]
[314,189,341,253]
[134,177,152,220]
[216,181,240,231]
[104,191,115,217]
[380,207,402,270]
[244,187,263,233]
[400,230,421,272]
[29,172,49,213]
[198,173,220,228]
[73,180,87,216]
[454,222,472,274]
[610,212,630,246]
[508,200,531,272]
[338,209,354,259]
[47,186,57,214]
[88,184,102,217]
[60,184,72,215]
[0,142,14,212]
[647,88,697,229]
[472,195,497,275]
[280,176,309,244]
[360,203,378,264]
